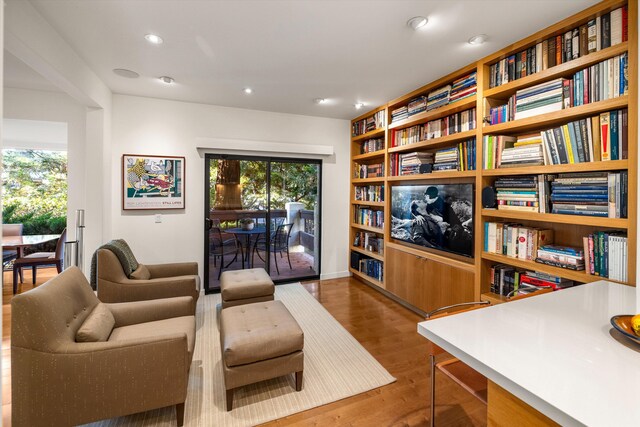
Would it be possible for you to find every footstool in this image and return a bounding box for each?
[220,300,304,411]
[220,268,274,309]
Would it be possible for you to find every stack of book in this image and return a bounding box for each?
[391,108,476,147]
[352,110,385,136]
[550,172,627,218]
[484,222,554,260]
[483,135,516,169]
[354,207,384,229]
[360,137,384,154]
[359,258,383,282]
[398,152,433,176]
[353,232,384,255]
[408,96,427,116]
[584,231,627,281]
[433,147,459,172]
[489,5,628,88]
[490,265,573,296]
[390,106,409,123]
[514,78,565,120]
[354,185,384,202]
[494,175,540,212]
[450,72,477,102]
[354,162,384,179]
[500,135,545,167]
[427,85,451,111]
[536,245,585,271]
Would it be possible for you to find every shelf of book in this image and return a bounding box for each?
[484,42,629,99]
[352,177,385,184]
[351,127,385,142]
[351,246,384,261]
[352,200,384,207]
[388,97,477,131]
[353,150,386,161]
[481,208,629,228]
[351,223,384,233]
[481,251,627,285]
[482,159,628,176]
[387,170,476,182]
[388,130,477,154]
[482,96,628,135]
[480,291,508,305]
[349,267,384,288]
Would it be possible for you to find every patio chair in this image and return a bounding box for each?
[252,223,293,274]
[12,228,66,294]
[211,226,240,279]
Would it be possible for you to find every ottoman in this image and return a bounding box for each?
[220,268,274,309]
[220,300,304,411]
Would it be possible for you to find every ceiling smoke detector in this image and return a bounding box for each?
[468,34,488,45]
[407,16,428,30]
[159,76,175,84]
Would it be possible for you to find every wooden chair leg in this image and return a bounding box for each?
[32,266,37,284]
[56,261,62,273]
[175,402,185,426]
[430,354,436,427]
[226,389,234,411]
[18,266,23,283]
[13,267,19,294]
[295,371,303,391]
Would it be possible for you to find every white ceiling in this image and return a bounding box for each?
[4,50,61,93]
[23,0,600,120]
[3,118,68,151]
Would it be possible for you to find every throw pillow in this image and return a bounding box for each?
[76,303,116,342]
[130,264,151,280]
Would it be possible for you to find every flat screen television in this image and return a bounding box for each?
[390,183,474,258]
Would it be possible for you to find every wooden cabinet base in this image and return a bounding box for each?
[487,381,559,427]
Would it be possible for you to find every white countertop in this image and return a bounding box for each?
[417,281,640,427]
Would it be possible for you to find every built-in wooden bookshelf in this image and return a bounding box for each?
[349,0,636,313]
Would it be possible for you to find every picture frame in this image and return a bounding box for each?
[122,154,185,210]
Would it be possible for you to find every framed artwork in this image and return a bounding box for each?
[122,154,185,210]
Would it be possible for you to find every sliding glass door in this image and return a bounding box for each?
[204,155,321,293]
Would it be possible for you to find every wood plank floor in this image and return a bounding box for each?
[2,269,486,427]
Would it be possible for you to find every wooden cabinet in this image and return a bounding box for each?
[385,246,474,313]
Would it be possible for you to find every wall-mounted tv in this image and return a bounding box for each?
[391,183,474,258]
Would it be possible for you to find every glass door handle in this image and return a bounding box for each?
[205,218,213,230]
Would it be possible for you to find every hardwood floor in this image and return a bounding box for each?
[2,269,486,426]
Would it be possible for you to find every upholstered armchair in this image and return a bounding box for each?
[11,267,195,427]
[96,248,200,313]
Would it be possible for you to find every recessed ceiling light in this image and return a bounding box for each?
[112,68,139,79]
[145,34,163,44]
[314,98,327,104]
[354,103,365,109]
[407,16,428,30]
[468,34,488,45]
[243,87,253,94]
[159,76,175,85]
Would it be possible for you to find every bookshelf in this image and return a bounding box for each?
[349,0,636,313]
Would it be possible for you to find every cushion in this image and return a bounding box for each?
[130,264,151,280]
[220,268,274,301]
[109,316,196,359]
[221,300,303,367]
[76,303,116,342]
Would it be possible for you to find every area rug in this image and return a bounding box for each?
[86,283,395,426]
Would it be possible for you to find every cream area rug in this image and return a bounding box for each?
[86,283,395,426]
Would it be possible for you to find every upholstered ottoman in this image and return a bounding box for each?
[220,300,304,411]
[220,268,274,309]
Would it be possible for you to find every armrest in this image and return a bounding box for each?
[146,262,198,278]
[12,334,189,426]
[98,276,199,305]
[106,296,194,327]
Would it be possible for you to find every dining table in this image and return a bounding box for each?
[3,234,61,257]
[224,227,266,269]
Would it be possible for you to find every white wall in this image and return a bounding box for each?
[111,94,350,281]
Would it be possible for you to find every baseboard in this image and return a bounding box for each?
[320,270,351,280]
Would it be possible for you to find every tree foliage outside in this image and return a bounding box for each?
[2,149,67,234]
[210,159,319,210]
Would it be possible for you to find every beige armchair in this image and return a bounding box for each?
[11,266,195,427]
[96,248,200,313]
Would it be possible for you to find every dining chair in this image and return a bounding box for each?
[211,227,240,279]
[3,223,24,280]
[252,223,293,274]
[12,228,66,294]
[425,301,491,427]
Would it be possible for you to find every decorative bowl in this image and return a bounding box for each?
[610,315,640,344]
